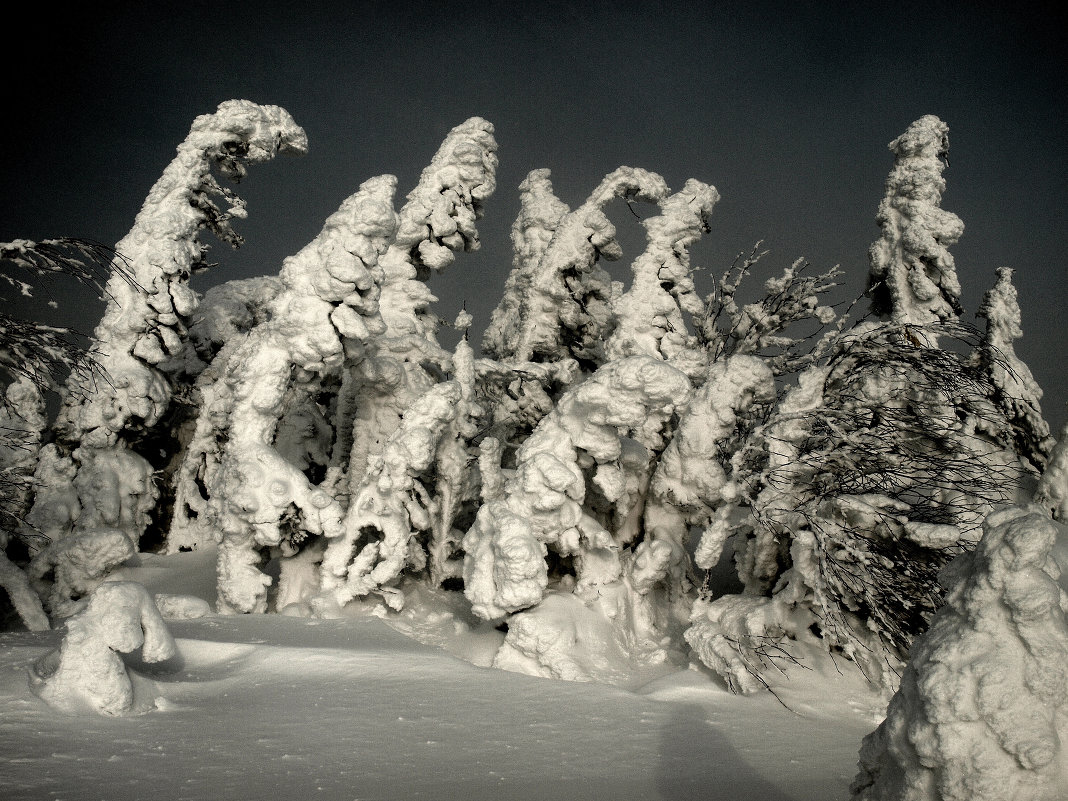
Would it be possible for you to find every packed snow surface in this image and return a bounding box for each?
[0,547,886,800]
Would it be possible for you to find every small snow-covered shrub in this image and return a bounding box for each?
[30,580,176,715]
[851,505,1068,801]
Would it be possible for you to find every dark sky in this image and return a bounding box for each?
[3,0,1065,434]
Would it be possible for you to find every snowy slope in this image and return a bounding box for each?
[0,547,885,801]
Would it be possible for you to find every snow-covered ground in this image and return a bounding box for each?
[0,546,886,801]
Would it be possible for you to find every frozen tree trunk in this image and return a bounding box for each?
[851,506,1068,801]
[29,101,307,555]
[977,267,1055,471]
[867,115,964,337]
[30,580,176,715]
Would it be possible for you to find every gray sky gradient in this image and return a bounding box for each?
[2,0,1064,433]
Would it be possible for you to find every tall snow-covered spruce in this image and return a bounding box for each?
[866,114,964,334]
[21,102,307,618]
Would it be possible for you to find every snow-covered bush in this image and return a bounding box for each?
[29,580,176,715]
[851,505,1068,801]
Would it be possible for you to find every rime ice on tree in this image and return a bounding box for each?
[867,114,964,334]
[852,506,1068,801]
[27,101,307,582]
[977,266,1055,471]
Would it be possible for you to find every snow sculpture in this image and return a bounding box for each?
[866,115,964,334]
[30,580,176,715]
[605,179,719,378]
[463,355,691,621]
[977,267,1055,471]
[30,100,307,554]
[851,505,1068,801]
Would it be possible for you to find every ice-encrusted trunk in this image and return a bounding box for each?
[26,101,307,576]
[866,115,964,338]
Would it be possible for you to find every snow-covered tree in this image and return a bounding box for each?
[604,179,719,379]
[27,101,307,561]
[168,118,497,614]
[30,580,176,715]
[195,176,397,613]
[866,114,964,335]
[851,505,1068,801]
[976,266,1055,471]
[486,166,669,371]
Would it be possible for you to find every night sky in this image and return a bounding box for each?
[3,0,1065,433]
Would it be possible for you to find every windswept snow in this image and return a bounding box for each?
[0,547,885,801]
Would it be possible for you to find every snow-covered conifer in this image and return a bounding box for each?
[340,118,497,497]
[977,266,1054,471]
[605,179,719,378]
[499,167,669,369]
[1035,422,1068,520]
[463,356,690,619]
[203,175,398,613]
[29,101,307,556]
[852,505,1068,801]
[866,115,964,333]
[482,168,570,363]
[30,580,176,715]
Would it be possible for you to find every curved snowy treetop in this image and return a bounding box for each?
[392,117,498,273]
[868,114,964,327]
